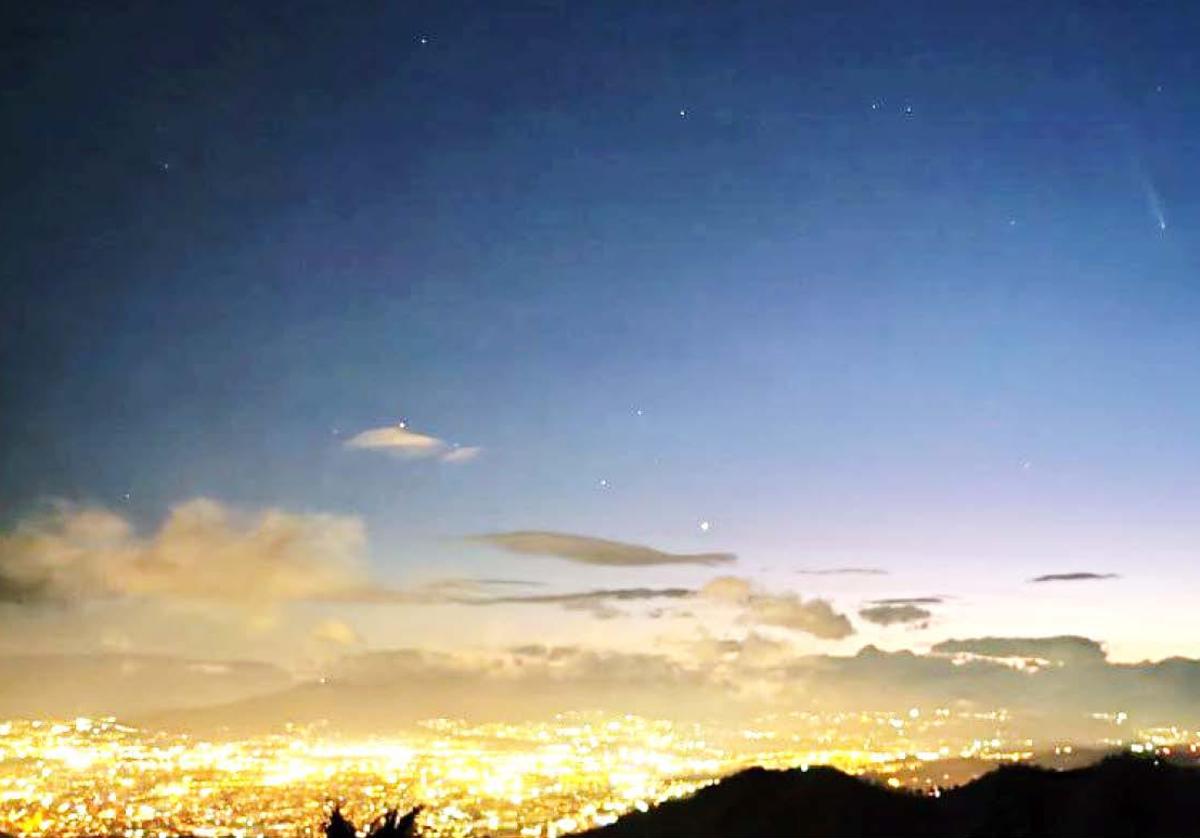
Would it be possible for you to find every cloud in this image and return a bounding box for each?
[460,586,691,620]
[931,635,1106,667]
[745,593,855,639]
[699,576,855,640]
[0,499,367,608]
[310,619,363,648]
[858,604,932,626]
[796,567,889,576]
[440,445,483,463]
[458,587,693,607]
[344,423,480,464]
[698,576,753,604]
[469,531,736,567]
[1029,572,1120,583]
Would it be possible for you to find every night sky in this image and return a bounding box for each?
[4,0,1200,678]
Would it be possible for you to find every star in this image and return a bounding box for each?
[598,478,610,489]
[678,109,687,118]
[159,162,171,171]
[698,520,711,532]
[634,408,644,417]
[418,35,429,45]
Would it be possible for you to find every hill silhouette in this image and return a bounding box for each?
[575,754,1200,838]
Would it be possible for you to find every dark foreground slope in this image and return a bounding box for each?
[576,755,1200,838]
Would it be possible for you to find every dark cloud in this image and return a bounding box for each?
[460,587,693,606]
[858,604,932,626]
[0,575,52,605]
[456,586,692,619]
[1029,573,1120,583]
[468,531,736,567]
[931,635,1106,666]
[796,567,889,576]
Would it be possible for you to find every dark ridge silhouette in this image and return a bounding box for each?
[575,754,1200,837]
[325,805,421,837]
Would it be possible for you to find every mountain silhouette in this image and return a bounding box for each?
[575,754,1200,838]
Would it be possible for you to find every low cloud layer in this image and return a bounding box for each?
[699,576,855,640]
[469,531,736,567]
[133,636,1200,736]
[931,635,1107,666]
[0,500,366,608]
[858,603,932,626]
[344,423,480,464]
[1029,572,1120,583]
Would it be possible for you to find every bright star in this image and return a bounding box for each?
[698,520,711,532]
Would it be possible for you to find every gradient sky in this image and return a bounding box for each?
[4,0,1200,669]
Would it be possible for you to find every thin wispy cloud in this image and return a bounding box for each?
[469,531,736,567]
[796,567,889,576]
[458,587,693,607]
[457,586,692,620]
[1029,572,1120,583]
[344,422,481,464]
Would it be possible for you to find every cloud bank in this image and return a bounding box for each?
[137,636,1200,736]
[0,499,367,608]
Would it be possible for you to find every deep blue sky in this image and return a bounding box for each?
[4,0,1200,658]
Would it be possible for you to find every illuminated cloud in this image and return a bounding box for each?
[858,603,932,626]
[0,499,367,608]
[698,576,753,604]
[699,576,855,640]
[745,592,854,639]
[344,423,480,463]
[1029,572,1120,583]
[469,531,736,567]
[796,567,889,576]
[310,619,363,648]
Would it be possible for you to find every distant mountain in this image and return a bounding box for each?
[576,755,1200,838]
[0,654,291,719]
